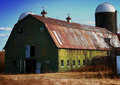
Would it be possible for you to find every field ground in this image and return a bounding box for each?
[0,71,120,85]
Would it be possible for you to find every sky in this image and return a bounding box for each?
[0,0,120,50]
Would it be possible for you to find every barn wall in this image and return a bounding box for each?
[58,49,108,72]
[5,16,58,73]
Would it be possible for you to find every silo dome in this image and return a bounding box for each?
[95,2,116,13]
[18,12,34,21]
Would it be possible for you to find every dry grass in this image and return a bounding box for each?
[0,65,120,85]
[0,72,120,85]
[75,65,118,78]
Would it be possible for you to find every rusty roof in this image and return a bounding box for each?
[32,15,120,50]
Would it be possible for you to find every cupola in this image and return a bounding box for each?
[66,14,72,23]
[41,9,47,18]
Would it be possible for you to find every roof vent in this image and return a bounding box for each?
[66,14,72,23]
[41,9,47,18]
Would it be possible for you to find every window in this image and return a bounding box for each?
[83,60,85,65]
[67,60,69,66]
[40,27,44,32]
[18,28,22,34]
[30,46,35,57]
[78,60,80,66]
[73,60,75,66]
[61,60,64,66]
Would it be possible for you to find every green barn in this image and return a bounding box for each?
[4,10,120,73]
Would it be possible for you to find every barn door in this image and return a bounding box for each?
[36,62,41,73]
[117,56,120,74]
[25,60,36,73]
[25,45,30,58]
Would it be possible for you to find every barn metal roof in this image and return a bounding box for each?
[32,15,120,50]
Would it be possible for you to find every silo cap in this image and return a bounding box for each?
[95,2,116,13]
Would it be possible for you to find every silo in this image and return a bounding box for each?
[95,2,117,33]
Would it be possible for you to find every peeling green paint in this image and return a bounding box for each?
[58,49,108,72]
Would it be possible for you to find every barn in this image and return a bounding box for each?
[4,2,120,73]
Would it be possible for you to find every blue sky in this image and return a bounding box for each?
[0,0,120,50]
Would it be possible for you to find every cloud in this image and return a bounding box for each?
[0,27,12,31]
[85,21,95,25]
[0,34,10,37]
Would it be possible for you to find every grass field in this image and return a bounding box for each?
[0,65,120,85]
